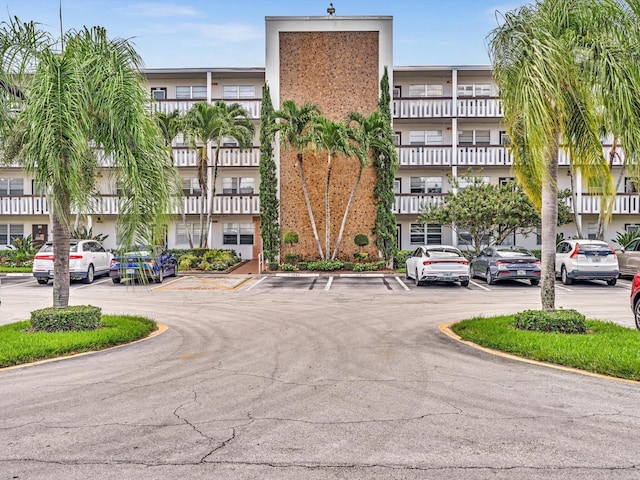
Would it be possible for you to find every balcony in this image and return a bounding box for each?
[172,147,260,167]
[151,98,262,119]
[456,98,503,117]
[392,194,444,215]
[397,145,513,167]
[393,98,453,119]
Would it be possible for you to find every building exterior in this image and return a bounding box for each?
[1,14,638,257]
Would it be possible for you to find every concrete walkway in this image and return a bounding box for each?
[229,259,260,275]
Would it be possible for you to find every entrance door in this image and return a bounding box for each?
[32,224,48,247]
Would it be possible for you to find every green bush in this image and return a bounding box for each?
[279,263,296,271]
[353,252,369,262]
[394,250,412,269]
[31,305,102,332]
[179,254,199,269]
[352,261,385,272]
[514,309,587,334]
[268,262,279,271]
[307,260,344,271]
[176,249,240,271]
[342,262,354,270]
[298,261,308,270]
[354,233,369,248]
[283,253,298,265]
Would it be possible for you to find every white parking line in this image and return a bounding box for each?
[246,276,268,291]
[470,280,491,291]
[325,276,334,291]
[73,277,112,290]
[395,276,410,291]
[555,284,573,291]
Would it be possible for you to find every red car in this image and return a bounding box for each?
[630,272,640,329]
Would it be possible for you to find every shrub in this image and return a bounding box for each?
[353,252,369,262]
[307,260,344,271]
[394,250,412,269]
[352,261,385,272]
[514,309,587,334]
[297,261,308,270]
[31,305,102,332]
[283,231,299,253]
[612,230,640,248]
[268,262,279,271]
[342,262,354,270]
[279,263,296,271]
[354,233,369,248]
[283,253,298,265]
[179,254,199,270]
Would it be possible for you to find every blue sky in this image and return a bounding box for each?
[2,1,524,68]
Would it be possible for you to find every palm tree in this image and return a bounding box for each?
[274,100,324,258]
[0,18,180,309]
[184,101,254,248]
[154,110,193,248]
[331,110,394,260]
[488,0,640,311]
[307,116,351,260]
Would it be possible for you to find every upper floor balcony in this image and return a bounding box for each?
[393,97,503,119]
[172,146,260,168]
[150,98,262,119]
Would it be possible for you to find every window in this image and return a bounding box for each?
[396,224,401,249]
[411,176,442,194]
[625,224,640,232]
[151,87,166,100]
[176,223,202,246]
[409,84,443,97]
[426,224,442,245]
[409,131,425,145]
[176,86,207,99]
[222,85,255,99]
[625,178,638,193]
[223,223,254,245]
[222,177,254,195]
[32,181,46,196]
[222,136,239,147]
[410,177,425,194]
[426,130,443,145]
[587,222,597,240]
[394,178,401,194]
[410,224,442,245]
[458,130,490,145]
[457,84,491,97]
[393,86,401,98]
[411,130,443,145]
[181,177,201,195]
[457,176,490,190]
[0,224,24,246]
[410,224,425,244]
[393,132,401,146]
[499,131,510,146]
[499,177,515,185]
[586,177,603,194]
[0,178,24,195]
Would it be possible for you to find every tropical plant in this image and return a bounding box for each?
[612,229,640,249]
[307,115,351,259]
[0,18,181,309]
[488,0,640,310]
[8,234,37,256]
[184,100,254,248]
[283,230,299,254]
[70,226,109,242]
[373,67,399,267]
[274,100,323,258]
[259,83,280,262]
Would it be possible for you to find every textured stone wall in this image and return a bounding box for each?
[279,31,379,260]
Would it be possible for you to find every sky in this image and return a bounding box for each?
[1,1,525,69]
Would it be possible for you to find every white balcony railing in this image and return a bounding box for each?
[456,146,513,166]
[397,146,514,167]
[456,98,503,117]
[397,146,453,166]
[171,147,260,168]
[151,99,262,119]
[392,194,445,215]
[393,98,453,118]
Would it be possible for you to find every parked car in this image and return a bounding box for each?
[616,237,640,278]
[630,272,640,329]
[32,239,113,285]
[555,239,618,286]
[470,245,541,285]
[109,249,178,284]
[405,245,470,287]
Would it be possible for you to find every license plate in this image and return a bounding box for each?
[591,256,601,262]
[517,270,526,276]
[126,269,135,274]
[49,270,54,275]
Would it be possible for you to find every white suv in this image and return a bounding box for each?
[32,240,113,285]
[555,239,619,286]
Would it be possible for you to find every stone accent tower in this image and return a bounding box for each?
[265,16,393,260]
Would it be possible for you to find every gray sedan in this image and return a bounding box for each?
[470,245,541,285]
[617,238,640,277]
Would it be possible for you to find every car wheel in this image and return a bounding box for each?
[561,266,573,285]
[155,268,164,284]
[635,299,640,330]
[171,263,178,277]
[607,278,617,286]
[530,279,540,286]
[414,269,424,287]
[112,277,121,284]
[82,265,95,284]
[460,279,469,287]
[37,278,49,285]
[486,268,496,285]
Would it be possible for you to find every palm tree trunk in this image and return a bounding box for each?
[205,144,221,249]
[51,187,71,309]
[197,147,207,248]
[325,155,333,260]
[332,166,363,260]
[541,141,559,311]
[298,154,324,259]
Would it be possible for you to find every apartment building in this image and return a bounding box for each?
[1,14,638,258]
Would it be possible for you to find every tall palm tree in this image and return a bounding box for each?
[273,100,324,258]
[0,18,180,309]
[488,0,640,311]
[154,110,193,248]
[184,101,254,248]
[332,110,394,260]
[307,115,351,260]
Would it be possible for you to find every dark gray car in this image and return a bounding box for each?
[470,245,541,285]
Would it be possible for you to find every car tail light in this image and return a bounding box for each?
[34,254,54,261]
[423,260,434,266]
[570,243,580,258]
[69,255,83,260]
[608,243,617,256]
[534,260,541,265]
[495,260,507,265]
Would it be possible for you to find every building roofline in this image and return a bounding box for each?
[394,65,493,71]
[142,67,266,74]
[265,15,393,21]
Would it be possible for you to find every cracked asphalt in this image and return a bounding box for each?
[0,276,639,479]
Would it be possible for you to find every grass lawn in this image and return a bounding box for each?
[451,315,640,382]
[0,266,32,273]
[0,315,157,368]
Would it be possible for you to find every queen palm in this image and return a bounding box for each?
[0,19,179,309]
[331,110,395,260]
[488,0,640,310]
[307,115,351,260]
[274,100,324,258]
[185,100,254,248]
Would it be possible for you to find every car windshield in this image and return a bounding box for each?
[427,250,462,259]
[495,248,532,258]
[578,244,612,255]
[39,242,78,253]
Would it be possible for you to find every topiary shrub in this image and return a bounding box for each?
[31,305,102,332]
[514,309,587,334]
[283,231,299,254]
[354,233,369,249]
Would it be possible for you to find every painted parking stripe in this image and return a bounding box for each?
[325,276,334,291]
[470,280,491,291]
[246,275,268,291]
[395,276,410,291]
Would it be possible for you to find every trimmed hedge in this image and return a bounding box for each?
[514,309,587,334]
[31,305,102,332]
